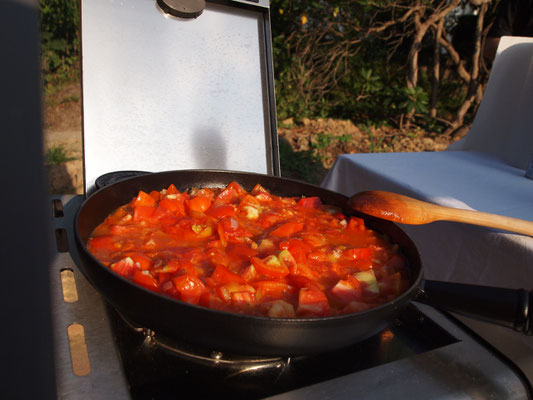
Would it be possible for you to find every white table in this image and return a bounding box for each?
[321,151,533,289]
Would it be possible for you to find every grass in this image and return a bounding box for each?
[59,95,80,105]
[45,144,77,165]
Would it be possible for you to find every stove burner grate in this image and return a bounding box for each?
[114,308,289,372]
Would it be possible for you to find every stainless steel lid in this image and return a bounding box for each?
[81,0,278,192]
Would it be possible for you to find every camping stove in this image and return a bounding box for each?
[51,195,533,399]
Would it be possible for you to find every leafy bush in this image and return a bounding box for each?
[270,0,496,134]
[40,0,80,87]
[45,145,76,165]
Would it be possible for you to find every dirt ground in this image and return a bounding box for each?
[278,118,457,169]
[43,81,84,194]
[43,81,458,193]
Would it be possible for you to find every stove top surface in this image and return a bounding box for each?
[108,303,457,399]
[51,195,533,399]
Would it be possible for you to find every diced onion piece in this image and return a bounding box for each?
[267,300,296,318]
[354,270,379,294]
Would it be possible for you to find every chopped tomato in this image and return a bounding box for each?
[133,205,156,222]
[88,235,118,252]
[158,216,180,226]
[104,207,131,225]
[110,224,139,236]
[181,248,209,265]
[239,195,261,208]
[217,223,228,247]
[251,255,290,278]
[205,248,231,267]
[148,191,160,201]
[297,288,330,317]
[166,184,179,194]
[308,250,331,262]
[330,277,362,303]
[285,238,312,263]
[217,216,253,244]
[131,191,157,208]
[213,188,238,205]
[111,257,137,277]
[132,270,159,291]
[343,247,372,260]
[270,222,304,238]
[289,262,317,281]
[347,217,365,231]
[287,275,321,291]
[226,244,258,268]
[259,213,282,228]
[297,196,322,209]
[172,275,208,304]
[251,183,269,195]
[158,272,173,285]
[226,181,247,197]
[123,252,153,270]
[255,192,273,202]
[254,281,295,303]
[158,198,186,215]
[191,188,215,201]
[154,259,180,274]
[177,260,199,276]
[187,196,212,213]
[209,265,246,286]
[199,291,225,310]
[206,204,236,218]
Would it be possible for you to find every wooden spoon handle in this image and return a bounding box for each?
[349,191,533,237]
[438,207,533,236]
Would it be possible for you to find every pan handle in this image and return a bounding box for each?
[420,280,532,335]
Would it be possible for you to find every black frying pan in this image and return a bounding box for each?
[74,169,531,356]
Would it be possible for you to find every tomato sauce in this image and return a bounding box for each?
[87,182,409,318]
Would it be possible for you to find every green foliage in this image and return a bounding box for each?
[421,117,446,134]
[358,123,386,153]
[279,138,326,185]
[270,0,494,132]
[59,95,80,105]
[312,133,333,150]
[40,0,80,86]
[45,145,76,165]
[399,86,429,115]
[337,134,352,144]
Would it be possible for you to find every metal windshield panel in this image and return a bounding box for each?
[81,0,276,192]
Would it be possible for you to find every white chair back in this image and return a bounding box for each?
[448,36,533,170]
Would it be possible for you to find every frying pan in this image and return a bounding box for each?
[74,169,532,356]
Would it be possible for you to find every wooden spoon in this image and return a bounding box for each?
[348,190,533,237]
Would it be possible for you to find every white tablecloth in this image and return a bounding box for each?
[321,151,533,289]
